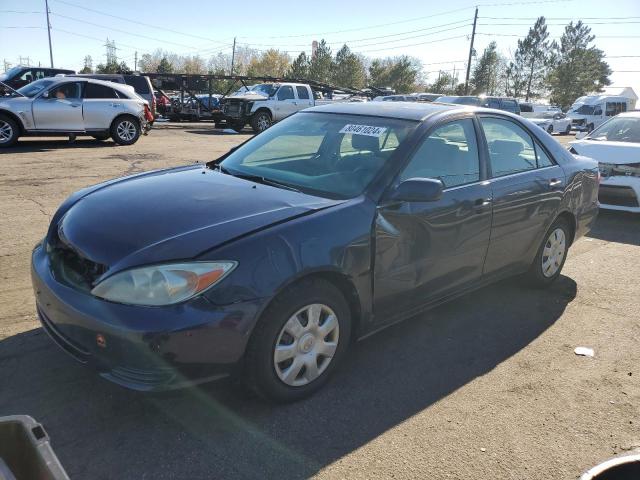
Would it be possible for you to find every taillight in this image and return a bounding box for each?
[144,104,154,122]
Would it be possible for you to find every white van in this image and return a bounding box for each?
[567,95,635,132]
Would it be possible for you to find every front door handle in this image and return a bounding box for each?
[474,198,492,212]
[70,103,80,108]
[548,178,562,187]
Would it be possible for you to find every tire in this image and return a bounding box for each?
[110,116,141,145]
[243,278,352,402]
[0,115,20,147]
[587,123,595,133]
[547,125,554,134]
[250,111,272,133]
[91,133,110,141]
[526,217,570,288]
[231,121,245,133]
[563,124,571,135]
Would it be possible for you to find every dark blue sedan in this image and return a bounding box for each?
[31,102,599,401]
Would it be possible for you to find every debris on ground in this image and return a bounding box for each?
[575,347,595,357]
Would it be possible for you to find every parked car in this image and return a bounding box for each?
[221,83,316,133]
[372,95,417,102]
[569,111,640,212]
[567,94,635,132]
[0,77,152,147]
[412,93,442,102]
[64,73,156,117]
[31,102,599,401]
[520,102,561,117]
[0,66,75,91]
[436,96,521,114]
[528,111,572,135]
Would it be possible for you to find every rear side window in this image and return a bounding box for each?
[295,86,309,99]
[481,117,537,177]
[124,76,151,94]
[85,83,119,99]
[534,143,554,167]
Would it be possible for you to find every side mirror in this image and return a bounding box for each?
[41,90,49,99]
[575,131,588,140]
[389,178,444,203]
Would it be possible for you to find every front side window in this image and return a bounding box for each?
[49,82,82,100]
[218,112,417,199]
[481,117,537,177]
[277,85,294,100]
[399,119,480,188]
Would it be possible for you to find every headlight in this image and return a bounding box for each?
[91,261,237,306]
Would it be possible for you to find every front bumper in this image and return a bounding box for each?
[598,176,640,213]
[31,245,262,391]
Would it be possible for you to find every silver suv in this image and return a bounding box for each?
[0,77,150,147]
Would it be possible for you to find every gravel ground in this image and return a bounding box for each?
[0,123,638,479]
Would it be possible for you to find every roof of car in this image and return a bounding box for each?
[308,101,462,121]
[31,76,137,96]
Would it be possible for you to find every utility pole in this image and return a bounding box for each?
[230,37,236,75]
[134,51,138,71]
[464,7,478,95]
[44,0,54,67]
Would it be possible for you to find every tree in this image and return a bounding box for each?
[332,45,365,88]
[246,49,291,77]
[157,57,173,73]
[289,52,310,79]
[79,55,93,74]
[308,40,333,83]
[513,17,551,101]
[470,42,503,95]
[368,56,421,93]
[547,21,611,109]
[95,60,130,74]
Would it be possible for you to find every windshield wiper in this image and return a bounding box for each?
[215,165,302,193]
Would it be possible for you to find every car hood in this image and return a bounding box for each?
[226,93,269,101]
[58,166,342,273]
[569,140,640,165]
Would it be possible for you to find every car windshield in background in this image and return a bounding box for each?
[436,96,481,106]
[218,112,417,199]
[533,112,557,119]
[0,66,22,81]
[573,104,595,115]
[251,84,278,96]
[16,79,55,97]
[588,116,640,143]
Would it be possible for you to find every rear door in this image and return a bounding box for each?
[374,117,493,321]
[32,81,84,131]
[83,82,122,130]
[295,85,314,109]
[479,115,565,276]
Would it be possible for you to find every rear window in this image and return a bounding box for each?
[124,76,151,94]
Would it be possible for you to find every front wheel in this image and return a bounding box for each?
[250,111,272,133]
[0,115,20,147]
[110,116,141,145]
[563,124,571,135]
[526,218,570,288]
[243,278,351,402]
[547,125,554,134]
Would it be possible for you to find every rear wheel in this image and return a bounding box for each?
[0,116,20,147]
[243,278,351,402]
[110,116,141,145]
[563,124,571,135]
[547,125,554,134]
[526,217,570,288]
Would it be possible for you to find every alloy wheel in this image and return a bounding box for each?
[257,114,270,132]
[541,228,566,278]
[273,303,340,387]
[116,120,137,141]
[0,120,13,144]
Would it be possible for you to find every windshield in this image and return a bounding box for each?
[250,84,278,96]
[573,104,595,115]
[0,66,22,81]
[217,112,417,199]
[587,116,640,143]
[532,112,557,119]
[16,79,55,98]
[437,96,481,106]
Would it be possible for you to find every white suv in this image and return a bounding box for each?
[0,77,151,147]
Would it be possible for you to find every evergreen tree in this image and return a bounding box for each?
[368,56,420,93]
[513,17,551,101]
[289,52,310,79]
[547,21,611,109]
[79,55,93,74]
[308,40,333,83]
[332,45,365,88]
[470,42,502,95]
[157,57,173,73]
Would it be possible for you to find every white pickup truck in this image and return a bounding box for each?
[220,83,328,133]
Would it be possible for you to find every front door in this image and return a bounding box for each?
[274,85,298,121]
[374,118,493,323]
[478,115,565,276]
[32,81,84,131]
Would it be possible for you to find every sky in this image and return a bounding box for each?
[1,0,639,97]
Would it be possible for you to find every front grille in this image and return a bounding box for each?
[223,101,242,117]
[47,231,106,291]
[37,305,90,363]
[599,185,639,207]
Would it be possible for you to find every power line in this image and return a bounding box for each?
[0,10,44,14]
[476,32,640,38]
[0,26,44,29]
[479,16,640,20]
[479,21,640,25]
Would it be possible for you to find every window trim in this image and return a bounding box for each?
[476,113,558,179]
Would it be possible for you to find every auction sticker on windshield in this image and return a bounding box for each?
[339,124,387,137]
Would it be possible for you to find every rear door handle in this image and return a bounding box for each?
[474,198,492,210]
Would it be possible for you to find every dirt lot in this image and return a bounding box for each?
[0,123,638,479]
